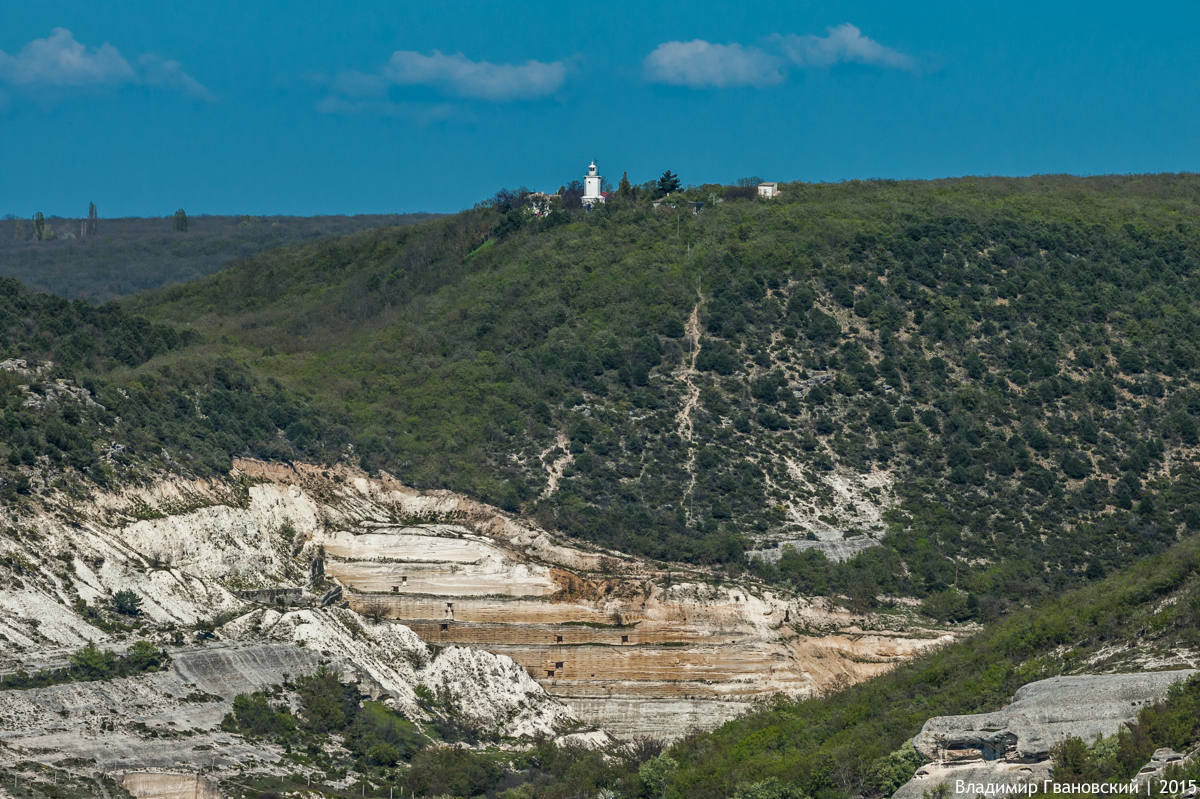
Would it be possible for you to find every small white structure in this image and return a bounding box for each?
[757,182,780,199]
[582,161,605,208]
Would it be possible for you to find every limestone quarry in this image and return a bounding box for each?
[0,457,955,783]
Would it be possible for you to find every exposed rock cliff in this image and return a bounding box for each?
[0,457,952,760]
[894,671,1197,799]
[234,460,952,739]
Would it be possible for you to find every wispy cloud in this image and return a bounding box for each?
[643,40,783,88]
[138,54,214,100]
[0,28,134,87]
[643,23,914,89]
[381,50,566,101]
[0,28,212,100]
[314,95,466,123]
[317,48,565,119]
[777,24,914,70]
[327,69,390,100]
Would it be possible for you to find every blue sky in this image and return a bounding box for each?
[1,1,1197,217]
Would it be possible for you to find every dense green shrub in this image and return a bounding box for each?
[0,640,166,690]
[111,589,142,616]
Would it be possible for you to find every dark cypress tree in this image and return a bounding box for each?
[656,170,681,197]
[617,171,633,200]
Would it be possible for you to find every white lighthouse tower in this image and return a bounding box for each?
[582,160,605,208]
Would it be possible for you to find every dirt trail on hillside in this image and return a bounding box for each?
[678,294,703,520]
[540,430,574,498]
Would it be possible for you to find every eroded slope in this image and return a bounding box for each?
[0,458,953,746]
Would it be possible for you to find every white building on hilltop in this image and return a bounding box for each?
[757,182,780,199]
[582,161,606,208]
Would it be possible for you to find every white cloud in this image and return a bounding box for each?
[316,49,565,117]
[328,69,391,100]
[0,28,211,99]
[777,24,914,70]
[381,50,566,101]
[642,40,783,88]
[644,24,915,90]
[0,28,133,87]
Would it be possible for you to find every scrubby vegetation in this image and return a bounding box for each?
[222,668,427,768]
[0,277,349,497]
[1051,673,1200,795]
[129,174,1200,617]
[220,668,654,799]
[0,762,135,799]
[630,531,1200,799]
[0,640,166,690]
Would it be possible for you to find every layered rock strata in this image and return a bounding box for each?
[0,458,953,749]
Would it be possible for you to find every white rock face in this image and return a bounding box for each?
[224,606,430,716]
[0,643,323,771]
[122,772,223,799]
[0,457,950,755]
[419,645,578,739]
[218,606,575,739]
[894,670,1198,799]
[747,465,893,562]
[0,465,591,756]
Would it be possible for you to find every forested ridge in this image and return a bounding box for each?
[0,278,348,498]
[3,175,1200,619]
[130,173,1200,618]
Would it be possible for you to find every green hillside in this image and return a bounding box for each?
[127,174,1200,618]
[4,175,1200,617]
[659,531,1200,798]
[0,278,345,498]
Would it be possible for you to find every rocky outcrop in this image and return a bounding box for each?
[894,671,1197,799]
[0,458,952,754]
[0,617,587,774]
[0,642,322,771]
[420,645,577,738]
[1134,747,1197,791]
[221,606,577,740]
[121,772,223,799]
[746,466,893,563]
[747,534,879,564]
[278,459,952,739]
